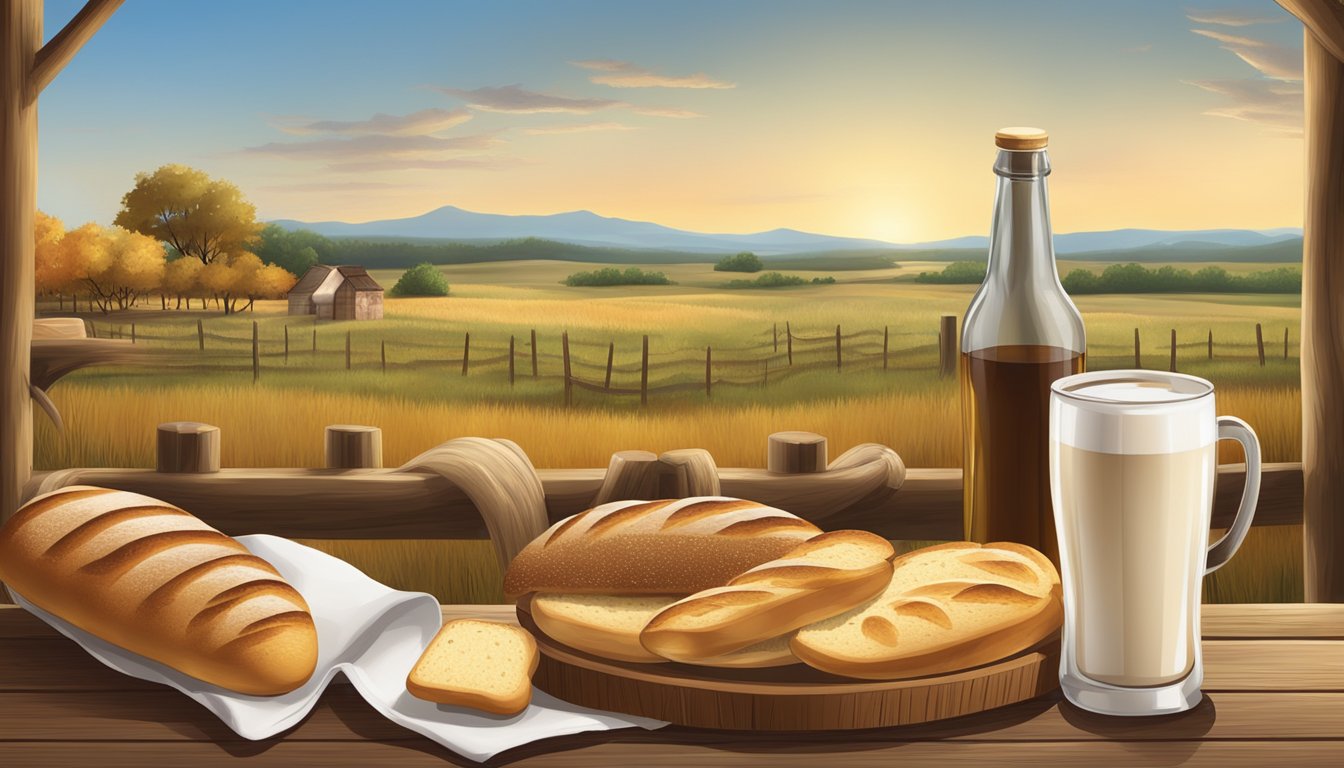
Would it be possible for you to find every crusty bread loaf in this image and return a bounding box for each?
[640,530,895,662]
[406,619,538,714]
[529,594,800,667]
[0,486,317,695]
[503,497,821,599]
[790,541,1062,680]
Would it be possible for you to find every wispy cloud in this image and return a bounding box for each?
[1184,9,1284,27]
[631,106,704,118]
[523,122,639,135]
[436,84,624,114]
[1123,43,1154,53]
[242,133,501,160]
[257,180,410,193]
[1185,78,1303,135]
[274,108,473,137]
[1191,28,1302,80]
[572,59,735,89]
[326,156,523,173]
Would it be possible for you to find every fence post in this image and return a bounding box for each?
[509,335,516,386]
[641,334,649,407]
[197,319,204,351]
[324,425,383,469]
[768,431,828,474]
[252,321,259,383]
[883,325,889,370]
[89,323,96,339]
[461,332,470,376]
[284,325,290,364]
[1134,328,1140,368]
[1284,327,1289,360]
[312,326,317,353]
[1169,329,1177,373]
[562,331,573,407]
[1256,322,1265,366]
[835,325,842,371]
[130,323,136,344]
[773,323,778,353]
[786,321,793,366]
[939,315,957,378]
[1208,329,1213,360]
[381,340,386,374]
[605,341,614,391]
[345,330,351,370]
[530,328,538,378]
[706,345,712,398]
[156,422,221,474]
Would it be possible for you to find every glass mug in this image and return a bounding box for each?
[1049,370,1261,716]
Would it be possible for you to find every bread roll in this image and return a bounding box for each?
[0,486,318,695]
[406,619,538,714]
[528,594,800,667]
[503,497,820,599]
[791,541,1062,680]
[640,530,895,661]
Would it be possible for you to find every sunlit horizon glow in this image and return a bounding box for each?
[38,1,1304,243]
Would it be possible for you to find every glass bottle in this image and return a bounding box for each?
[960,127,1086,567]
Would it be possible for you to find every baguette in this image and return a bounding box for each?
[406,619,538,715]
[790,541,1062,680]
[0,486,317,695]
[640,530,895,661]
[503,497,820,599]
[529,594,800,667]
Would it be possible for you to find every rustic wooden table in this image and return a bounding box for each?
[2,603,1341,766]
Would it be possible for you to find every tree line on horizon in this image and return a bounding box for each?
[915,260,1302,294]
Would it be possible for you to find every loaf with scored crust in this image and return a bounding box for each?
[791,541,1062,680]
[503,497,821,599]
[0,486,318,695]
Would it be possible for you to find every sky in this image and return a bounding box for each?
[37,0,1305,243]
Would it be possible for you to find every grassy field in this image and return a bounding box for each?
[36,258,1306,604]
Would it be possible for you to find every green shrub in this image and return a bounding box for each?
[390,262,450,297]
[723,271,813,288]
[563,267,673,286]
[1061,263,1301,294]
[914,261,987,284]
[714,251,765,273]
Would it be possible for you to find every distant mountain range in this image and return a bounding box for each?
[272,204,1302,259]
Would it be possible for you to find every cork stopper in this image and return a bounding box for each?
[995,127,1048,150]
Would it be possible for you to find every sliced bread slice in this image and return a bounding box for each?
[790,541,1062,680]
[406,619,539,715]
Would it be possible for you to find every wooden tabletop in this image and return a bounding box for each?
[2,603,1341,767]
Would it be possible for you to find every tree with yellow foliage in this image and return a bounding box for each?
[114,164,261,265]
[162,257,204,310]
[33,211,66,296]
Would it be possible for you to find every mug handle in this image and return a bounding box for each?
[1206,416,1261,574]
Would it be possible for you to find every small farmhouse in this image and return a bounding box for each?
[287,265,384,321]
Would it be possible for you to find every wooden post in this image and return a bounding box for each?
[1256,322,1266,366]
[509,334,516,386]
[939,315,957,378]
[1287,0,1344,601]
[89,323,96,339]
[251,321,259,383]
[773,322,778,353]
[1134,328,1141,368]
[768,431,828,474]
[461,332,470,376]
[835,324,842,371]
[592,450,662,505]
[605,341,614,391]
[530,328,538,377]
[197,318,205,351]
[1208,329,1213,360]
[324,425,383,469]
[786,321,793,365]
[381,340,386,374]
[883,325,889,370]
[562,331,572,406]
[641,334,650,407]
[284,325,289,364]
[156,422,220,474]
[130,322,135,344]
[1169,329,1177,373]
[659,448,721,498]
[705,345,712,398]
[312,326,317,353]
[1285,326,1290,360]
[345,330,352,370]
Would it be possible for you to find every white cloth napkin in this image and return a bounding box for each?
[12,534,666,762]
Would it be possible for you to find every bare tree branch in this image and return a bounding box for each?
[31,0,124,95]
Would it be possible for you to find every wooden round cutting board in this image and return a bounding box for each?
[517,599,1060,731]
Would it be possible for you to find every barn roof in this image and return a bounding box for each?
[288,264,336,299]
[336,265,384,292]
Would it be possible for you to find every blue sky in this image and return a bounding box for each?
[37,1,1305,241]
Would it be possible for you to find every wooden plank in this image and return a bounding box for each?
[0,740,1338,767]
[0,691,1340,744]
[21,462,1303,542]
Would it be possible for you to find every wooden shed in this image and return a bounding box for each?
[286,264,335,316]
[287,265,383,321]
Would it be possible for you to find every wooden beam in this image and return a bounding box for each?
[1300,20,1344,602]
[21,463,1303,543]
[29,0,123,96]
[1278,0,1344,64]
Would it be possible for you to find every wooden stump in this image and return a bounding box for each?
[660,448,721,497]
[324,425,383,469]
[768,431,828,474]
[156,422,220,474]
[592,450,662,505]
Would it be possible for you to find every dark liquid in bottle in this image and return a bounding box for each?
[960,344,1085,566]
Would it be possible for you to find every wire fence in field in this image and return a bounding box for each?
[70,313,1297,406]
